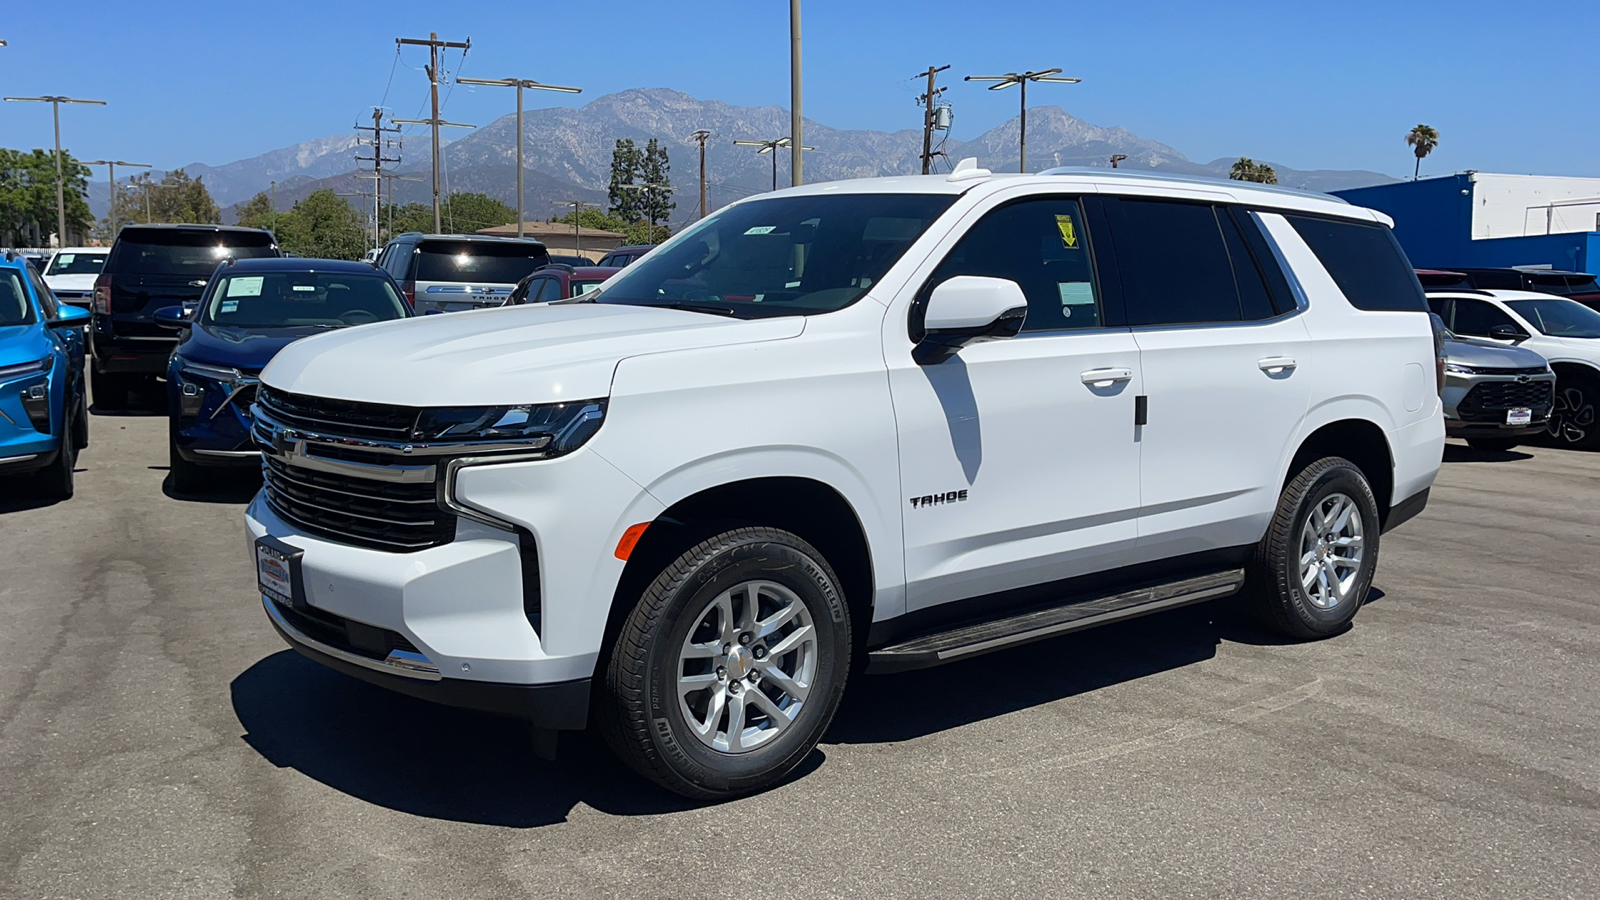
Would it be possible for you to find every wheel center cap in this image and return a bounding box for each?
[726,646,754,680]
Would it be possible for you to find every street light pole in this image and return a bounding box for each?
[962,69,1080,173]
[4,95,107,245]
[458,76,582,239]
[790,0,803,187]
[82,160,150,238]
[734,137,815,192]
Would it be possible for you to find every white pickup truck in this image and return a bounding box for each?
[246,162,1444,799]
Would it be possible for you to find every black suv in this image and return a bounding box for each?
[92,225,280,408]
[1417,267,1600,311]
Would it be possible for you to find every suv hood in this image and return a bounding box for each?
[0,325,50,367]
[179,323,345,372]
[260,303,805,406]
[1442,336,1548,369]
[44,273,98,293]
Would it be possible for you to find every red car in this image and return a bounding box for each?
[507,264,622,305]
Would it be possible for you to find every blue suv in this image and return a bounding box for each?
[159,257,412,492]
[0,254,90,500]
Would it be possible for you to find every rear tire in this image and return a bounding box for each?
[91,366,129,411]
[598,526,852,800]
[1465,437,1519,453]
[1248,457,1380,640]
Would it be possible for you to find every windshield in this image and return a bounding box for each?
[46,252,107,276]
[1506,297,1600,339]
[109,229,279,276]
[415,240,550,284]
[0,270,34,326]
[592,193,958,318]
[203,271,410,328]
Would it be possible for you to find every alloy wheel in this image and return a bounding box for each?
[1548,385,1596,445]
[677,580,816,754]
[1298,492,1365,610]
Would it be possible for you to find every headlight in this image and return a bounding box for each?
[176,359,246,384]
[174,359,249,419]
[1443,363,1476,376]
[0,356,52,382]
[411,400,606,455]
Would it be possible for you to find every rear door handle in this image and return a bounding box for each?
[1258,357,1297,374]
[1080,367,1134,387]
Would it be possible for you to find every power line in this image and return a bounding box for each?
[354,107,401,249]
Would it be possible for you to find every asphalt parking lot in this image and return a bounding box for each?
[2,398,1597,899]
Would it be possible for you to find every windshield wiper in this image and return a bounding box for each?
[647,301,739,317]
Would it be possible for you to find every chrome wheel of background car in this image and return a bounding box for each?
[1548,385,1596,445]
[1298,492,1365,610]
[677,579,816,754]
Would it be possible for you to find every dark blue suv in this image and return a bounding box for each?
[0,255,90,500]
[159,257,412,492]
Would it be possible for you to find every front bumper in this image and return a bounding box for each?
[1444,420,1548,439]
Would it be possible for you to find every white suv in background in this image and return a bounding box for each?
[245,162,1443,799]
[41,246,109,307]
[1426,289,1600,450]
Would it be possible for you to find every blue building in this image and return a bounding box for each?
[1334,172,1600,273]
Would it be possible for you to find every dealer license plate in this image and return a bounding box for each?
[256,537,302,609]
[1506,407,1532,427]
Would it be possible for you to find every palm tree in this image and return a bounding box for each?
[1406,124,1440,181]
[1229,157,1279,185]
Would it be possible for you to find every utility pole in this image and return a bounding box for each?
[620,182,678,236]
[82,160,150,238]
[688,130,712,219]
[4,95,106,246]
[790,0,803,187]
[1110,153,1127,169]
[458,76,582,239]
[354,108,401,249]
[395,32,471,233]
[734,137,814,192]
[915,65,950,175]
[963,69,1080,173]
[557,200,588,257]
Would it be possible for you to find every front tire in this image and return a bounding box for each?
[72,388,89,449]
[168,417,210,495]
[36,407,77,501]
[1248,457,1380,640]
[599,526,852,800]
[1548,374,1600,450]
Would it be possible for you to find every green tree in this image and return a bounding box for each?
[111,170,220,225]
[234,191,278,232]
[1406,124,1440,181]
[554,206,629,234]
[440,192,515,232]
[1228,157,1278,185]
[607,139,642,222]
[273,189,367,260]
[638,138,676,229]
[380,202,434,238]
[0,148,93,245]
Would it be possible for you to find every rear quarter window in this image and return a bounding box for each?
[1286,215,1426,312]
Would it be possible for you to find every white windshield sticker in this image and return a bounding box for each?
[743,226,777,235]
[1058,282,1095,306]
[227,277,263,298]
[291,285,316,292]
[56,254,75,265]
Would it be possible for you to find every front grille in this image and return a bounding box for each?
[1459,379,1555,422]
[272,598,421,661]
[262,455,453,552]
[1466,366,1549,376]
[257,385,419,441]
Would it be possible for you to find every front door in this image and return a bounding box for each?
[886,194,1144,612]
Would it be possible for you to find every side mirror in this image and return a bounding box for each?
[1489,323,1529,342]
[48,304,91,328]
[914,276,1028,365]
[154,305,192,330]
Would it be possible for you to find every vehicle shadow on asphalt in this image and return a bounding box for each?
[1442,444,1534,464]
[231,651,713,826]
[826,596,1320,746]
[154,468,262,504]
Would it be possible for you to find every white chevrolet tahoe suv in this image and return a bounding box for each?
[245,162,1444,799]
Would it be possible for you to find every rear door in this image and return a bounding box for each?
[412,240,551,313]
[1099,196,1314,557]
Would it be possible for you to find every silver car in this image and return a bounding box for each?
[1437,314,1555,451]
[375,233,551,315]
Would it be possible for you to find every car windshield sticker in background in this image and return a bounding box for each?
[1055,213,1079,249]
[743,226,777,235]
[227,277,264,298]
[56,254,75,266]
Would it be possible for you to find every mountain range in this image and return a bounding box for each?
[85,88,1397,229]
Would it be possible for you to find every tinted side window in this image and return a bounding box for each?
[1218,210,1276,321]
[928,196,1101,333]
[1451,299,1516,338]
[1106,198,1240,326]
[1286,215,1426,312]
[1426,297,1449,319]
[26,268,60,319]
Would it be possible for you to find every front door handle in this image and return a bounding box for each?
[1080,367,1134,387]
[1258,357,1297,374]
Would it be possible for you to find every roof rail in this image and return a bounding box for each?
[1038,166,1349,203]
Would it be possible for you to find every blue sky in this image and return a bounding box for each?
[1,0,1596,179]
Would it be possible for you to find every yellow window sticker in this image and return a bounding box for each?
[1054,214,1079,249]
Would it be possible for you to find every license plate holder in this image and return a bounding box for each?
[1506,407,1533,427]
[256,535,307,611]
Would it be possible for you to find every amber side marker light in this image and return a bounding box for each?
[615,522,651,560]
